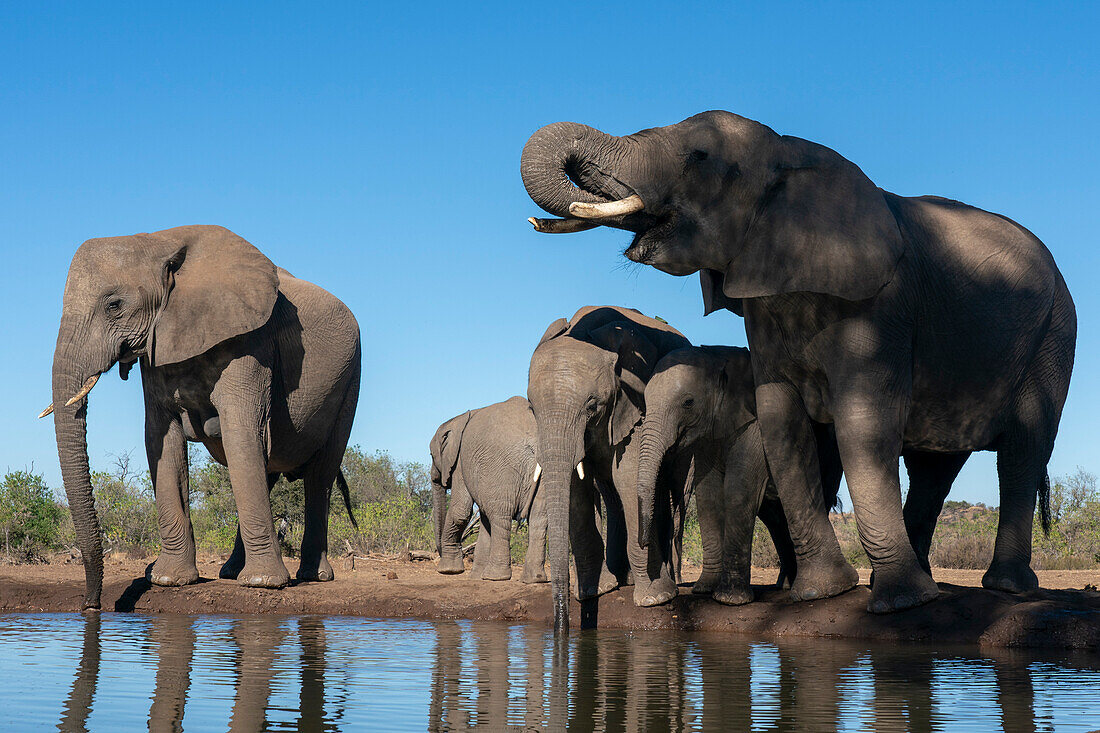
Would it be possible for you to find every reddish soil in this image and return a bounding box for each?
[2,555,1099,649]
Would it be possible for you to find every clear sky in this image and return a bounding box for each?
[1,2,1097,507]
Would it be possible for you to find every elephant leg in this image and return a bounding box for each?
[146,408,199,587]
[691,468,724,596]
[755,381,857,602]
[438,483,473,574]
[472,512,492,576]
[758,495,796,588]
[833,388,938,614]
[596,479,628,590]
[902,451,969,575]
[213,372,290,589]
[220,473,278,580]
[570,479,609,601]
[615,445,677,607]
[522,488,549,584]
[479,510,513,581]
[712,425,771,606]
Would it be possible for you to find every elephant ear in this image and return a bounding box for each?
[537,317,569,346]
[149,225,279,367]
[589,322,660,447]
[437,411,472,487]
[717,137,906,302]
[717,349,758,432]
[700,269,743,316]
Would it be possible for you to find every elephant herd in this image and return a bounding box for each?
[42,110,1075,635]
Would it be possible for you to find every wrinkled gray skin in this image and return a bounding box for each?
[638,346,843,605]
[522,111,1076,614]
[529,305,693,632]
[430,396,548,583]
[49,225,361,609]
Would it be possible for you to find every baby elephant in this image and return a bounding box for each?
[431,396,547,583]
[637,346,841,605]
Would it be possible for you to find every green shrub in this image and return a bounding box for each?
[0,470,66,561]
[91,455,159,555]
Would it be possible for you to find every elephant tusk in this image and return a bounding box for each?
[568,194,645,220]
[576,461,585,480]
[38,403,54,419]
[532,462,542,485]
[64,374,100,407]
[528,217,600,234]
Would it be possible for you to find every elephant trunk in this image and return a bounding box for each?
[636,414,675,550]
[520,121,638,220]
[51,320,109,610]
[536,418,583,635]
[431,472,445,558]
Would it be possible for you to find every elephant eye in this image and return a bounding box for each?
[682,397,695,409]
[689,149,708,162]
[105,299,123,316]
[585,398,599,414]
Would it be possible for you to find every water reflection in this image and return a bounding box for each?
[1,613,1098,732]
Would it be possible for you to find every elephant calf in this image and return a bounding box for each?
[637,346,842,605]
[45,225,360,608]
[430,396,547,583]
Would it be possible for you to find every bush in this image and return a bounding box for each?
[0,470,66,562]
[91,454,159,555]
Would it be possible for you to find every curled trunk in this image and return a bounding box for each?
[636,416,674,550]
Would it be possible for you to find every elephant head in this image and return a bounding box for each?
[521,112,906,309]
[636,347,756,546]
[527,313,661,633]
[43,225,278,608]
[429,410,472,556]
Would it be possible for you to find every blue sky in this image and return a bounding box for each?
[1,2,1097,506]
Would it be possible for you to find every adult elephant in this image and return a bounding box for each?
[42,225,361,609]
[430,396,547,583]
[529,305,692,632]
[637,346,842,604]
[522,112,1076,613]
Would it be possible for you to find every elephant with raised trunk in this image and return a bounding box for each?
[430,396,548,583]
[637,346,842,605]
[529,305,692,632]
[522,111,1075,614]
[44,225,361,609]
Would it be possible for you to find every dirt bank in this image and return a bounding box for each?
[2,555,1099,649]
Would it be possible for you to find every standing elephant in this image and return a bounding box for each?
[430,396,548,583]
[522,111,1076,613]
[637,346,843,605]
[528,305,692,632]
[43,225,361,609]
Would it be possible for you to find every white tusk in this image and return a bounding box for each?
[576,461,585,480]
[568,194,645,220]
[528,217,600,234]
[64,374,100,407]
[38,403,54,419]
[533,462,542,485]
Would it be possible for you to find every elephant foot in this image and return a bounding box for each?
[237,558,291,589]
[789,556,858,602]
[982,560,1039,594]
[634,576,677,607]
[521,565,548,584]
[148,557,199,587]
[296,554,335,582]
[437,554,466,575]
[712,583,754,606]
[219,551,246,580]
[692,571,719,596]
[572,568,620,600]
[479,564,513,581]
[867,565,941,614]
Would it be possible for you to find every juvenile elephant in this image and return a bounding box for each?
[637,346,842,605]
[528,305,692,632]
[430,396,547,583]
[522,111,1076,613]
[44,225,360,609]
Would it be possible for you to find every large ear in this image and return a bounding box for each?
[699,269,743,316]
[149,225,279,366]
[717,349,757,432]
[588,322,660,446]
[719,137,906,301]
[537,317,569,347]
[438,411,471,487]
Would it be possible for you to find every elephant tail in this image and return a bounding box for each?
[1038,470,1051,535]
[336,469,358,530]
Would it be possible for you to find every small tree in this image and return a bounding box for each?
[0,469,66,562]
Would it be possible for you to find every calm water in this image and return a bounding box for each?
[1,614,1099,732]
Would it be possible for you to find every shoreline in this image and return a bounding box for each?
[2,556,1099,649]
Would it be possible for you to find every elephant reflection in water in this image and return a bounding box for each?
[58,614,100,733]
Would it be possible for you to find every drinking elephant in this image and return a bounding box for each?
[430,396,548,583]
[43,225,361,609]
[637,345,842,605]
[522,111,1076,613]
[528,305,692,632]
